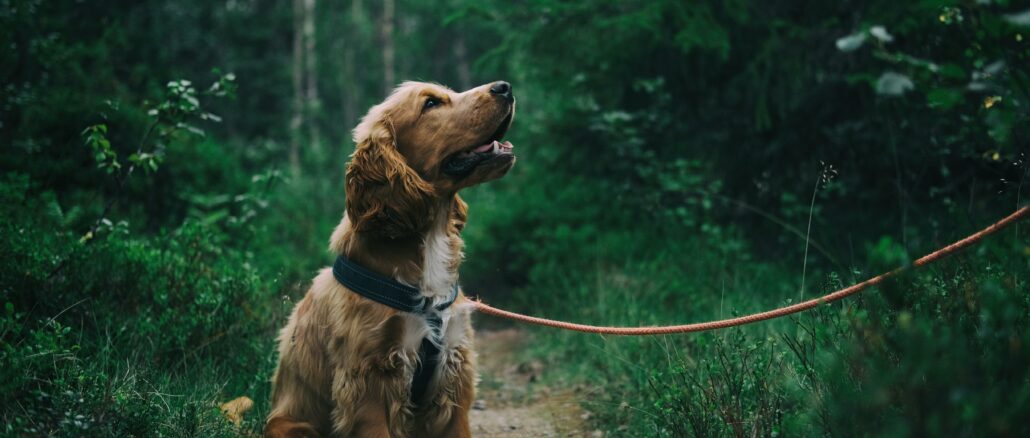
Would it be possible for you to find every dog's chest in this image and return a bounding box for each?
[397,208,469,352]
[418,209,461,301]
[398,304,471,353]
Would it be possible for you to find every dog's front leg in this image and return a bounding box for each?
[331,365,412,438]
[421,343,476,438]
[330,314,415,438]
[334,398,390,438]
[433,407,472,438]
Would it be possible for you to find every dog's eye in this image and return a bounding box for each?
[423,97,441,111]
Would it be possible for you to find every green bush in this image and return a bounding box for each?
[0,171,281,436]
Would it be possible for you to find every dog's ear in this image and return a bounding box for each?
[346,116,434,239]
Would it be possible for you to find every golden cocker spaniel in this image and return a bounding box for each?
[265,80,516,437]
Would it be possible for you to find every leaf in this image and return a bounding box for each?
[938,63,965,80]
[869,26,893,43]
[835,32,867,52]
[46,198,64,223]
[985,107,1015,144]
[875,72,914,96]
[183,124,206,137]
[200,209,231,226]
[938,6,963,24]
[1003,9,1030,26]
[926,88,964,109]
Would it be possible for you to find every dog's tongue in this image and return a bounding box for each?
[473,142,495,153]
[471,140,515,154]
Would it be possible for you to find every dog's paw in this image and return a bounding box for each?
[220,395,254,427]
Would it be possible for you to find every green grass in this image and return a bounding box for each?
[3,164,1026,437]
[492,228,1029,436]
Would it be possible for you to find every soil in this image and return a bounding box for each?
[469,328,595,437]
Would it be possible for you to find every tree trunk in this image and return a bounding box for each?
[342,0,363,131]
[289,0,305,174]
[380,0,395,95]
[454,34,472,91]
[303,0,321,157]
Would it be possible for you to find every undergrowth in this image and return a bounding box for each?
[476,220,1028,436]
[3,1,1029,436]
[0,173,285,437]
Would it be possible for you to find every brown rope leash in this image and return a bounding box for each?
[471,206,1028,335]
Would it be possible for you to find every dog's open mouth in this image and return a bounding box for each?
[441,113,514,177]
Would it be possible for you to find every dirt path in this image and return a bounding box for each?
[469,329,594,437]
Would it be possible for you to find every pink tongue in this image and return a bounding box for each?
[473,142,495,153]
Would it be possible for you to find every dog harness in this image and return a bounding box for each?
[331,255,459,405]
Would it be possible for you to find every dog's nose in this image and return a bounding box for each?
[490,81,512,100]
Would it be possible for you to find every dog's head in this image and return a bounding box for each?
[346,81,516,238]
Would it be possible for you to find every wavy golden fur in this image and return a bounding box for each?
[265,80,515,437]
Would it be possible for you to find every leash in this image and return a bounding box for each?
[471,206,1028,335]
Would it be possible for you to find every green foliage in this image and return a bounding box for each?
[82,124,120,174]
[648,331,788,437]
[0,62,274,435]
[1,0,1028,436]
[0,173,278,436]
[459,1,1029,436]
[513,239,1028,437]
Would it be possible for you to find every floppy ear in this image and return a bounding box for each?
[346,116,435,239]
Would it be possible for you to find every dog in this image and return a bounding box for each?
[265,80,516,437]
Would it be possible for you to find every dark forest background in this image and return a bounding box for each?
[1,0,1028,436]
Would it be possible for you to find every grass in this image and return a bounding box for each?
[2,165,1027,437]
[496,229,1028,436]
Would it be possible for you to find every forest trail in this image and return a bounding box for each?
[469,329,594,437]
